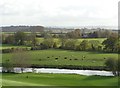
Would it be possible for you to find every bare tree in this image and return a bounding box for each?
[105,58,120,76]
[3,59,13,73]
[12,49,31,73]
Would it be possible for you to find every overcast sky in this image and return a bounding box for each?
[0,0,119,27]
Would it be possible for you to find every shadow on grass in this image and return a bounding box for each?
[83,76,116,81]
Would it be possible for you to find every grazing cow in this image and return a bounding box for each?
[82,56,85,58]
[74,58,78,60]
[55,58,58,60]
[64,57,67,59]
[26,76,28,78]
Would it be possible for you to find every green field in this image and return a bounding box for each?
[2,73,119,86]
[2,49,118,67]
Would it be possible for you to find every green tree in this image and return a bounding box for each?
[102,35,118,52]
[59,34,67,48]
[89,40,101,51]
[64,39,77,50]
[53,42,58,48]
[80,40,90,51]
[31,32,37,46]
[105,58,119,76]
[14,31,26,45]
[113,38,120,53]
[42,38,54,48]
[5,35,15,44]
[1,34,5,44]
[117,59,120,76]
[42,32,52,39]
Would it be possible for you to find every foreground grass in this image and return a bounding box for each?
[2,73,119,86]
[2,49,118,66]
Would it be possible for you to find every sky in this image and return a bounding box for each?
[0,0,119,27]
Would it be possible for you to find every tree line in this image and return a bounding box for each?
[43,29,118,38]
[2,31,119,53]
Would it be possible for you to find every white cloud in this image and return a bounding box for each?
[0,0,119,26]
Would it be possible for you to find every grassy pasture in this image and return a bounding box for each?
[2,73,119,86]
[2,49,118,66]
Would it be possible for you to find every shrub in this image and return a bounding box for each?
[2,49,12,53]
[74,58,78,60]
[105,58,119,76]
[2,48,28,53]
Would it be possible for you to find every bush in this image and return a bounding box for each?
[2,49,12,53]
[105,58,120,76]
[64,39,76,50]
[2,48,28,53]
[31,46,42,50]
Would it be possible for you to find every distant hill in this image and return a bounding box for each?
[1,26,44,32]
[1,25,118,34]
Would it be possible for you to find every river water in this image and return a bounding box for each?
[1,67,113,76]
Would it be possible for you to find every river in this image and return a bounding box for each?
[1,67,114,76]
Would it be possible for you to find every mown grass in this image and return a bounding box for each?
[2,73,119,86]
[2,49,118,66]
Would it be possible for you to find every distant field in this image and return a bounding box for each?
[2,49,118,67]
[2,32,41,34]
